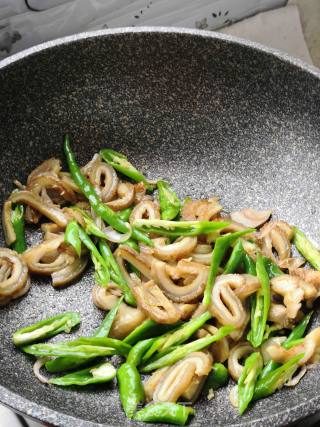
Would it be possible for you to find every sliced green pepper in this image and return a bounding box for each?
[203,229,255,306]
[254,354,304,400]
[64,136,153,246]
[65,220,110,286]
[262,257,283,278]
[45,299,123,373]
[293,226,320,270]
[100,148,154,191]
[263,324,283,341]
[283,311,313,350]
[99,240,136,306]
[117,362,145,419]
[259,311,313,380]
[141,325,234,373]
[117,207,133,222]
[64,218,82,257]
[157,180,181,221]
[247,254,271,348]
[127,338,156,367]
[237,352,263,414]
[23,337,131,358]
[203,363,229,394]
[242,253,256,275]
[124,238,140,252]
[123,319,178,346]
[49,362,116,386]
[134,403,195,425]
[142,313,211,363]
[72,207,132,244]
[155,311,212,353]
[142,330,177,363]
[223,239,245,274]
[133,219,230,238]
[12,312,80,346]
[11,204,26,253]
[92,298,123,338]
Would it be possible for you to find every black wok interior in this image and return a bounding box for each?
[0,29,320,426]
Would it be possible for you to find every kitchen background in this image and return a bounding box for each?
[0,0,319,426]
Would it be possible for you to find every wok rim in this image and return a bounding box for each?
[0,26,320,427]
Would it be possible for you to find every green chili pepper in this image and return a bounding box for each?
[65,220,110,286]
[142,330,177,363]
[49,362,116,386]
[157,180,181,221]
[133,219,230,238]
[93,298,123,338]
[23,337,131,358]
[203,229,255,306]
[203,363,229,394]
[141,325,234,373]
[127,338,156,366]
[253,354,304,400]
[45,299,123,373]
[263,324,282,341]
[99,240,136,306]
[242,253,256,275]
[142,312,211,363]
[12,312,80,346]
[65,218,82,257]
[134,403,195,425]
[146,346,180,364]
[123,319,178,345]
[64,136,153,246]
[293,226,320,270]
[247,254,271,348]
[258,360,280,381]
[117,207,133,222]
[100,148,154,191]
[157,311,212,352]
[70,207,133,245]
[237,352,263,414]
[259,311,313,380]
[117,362,145,419]
[11,204,26,253]
[128,264,141,278]
[223,239,245,274]
[74,207,132,243]
[262,257,283,278]
[124,238,140,252]
[284,338,304,349]
[123,319,158,345]
[283,311,313,349]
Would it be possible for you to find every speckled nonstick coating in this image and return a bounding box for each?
[1,27,320,427]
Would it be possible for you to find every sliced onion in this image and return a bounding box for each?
[306,363,318,371]
[13,179,26,190]
[285,365,307,387]
[2,200,16,246]
[91,207,104,230]
[261,337,286,364]
[103,222,132,243]
[33,357,50,384]
[229,386,238,408]
[207,388,215,401]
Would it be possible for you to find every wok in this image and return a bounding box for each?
[0,28,320,427]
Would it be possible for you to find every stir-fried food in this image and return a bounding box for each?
[3,135,320,425]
